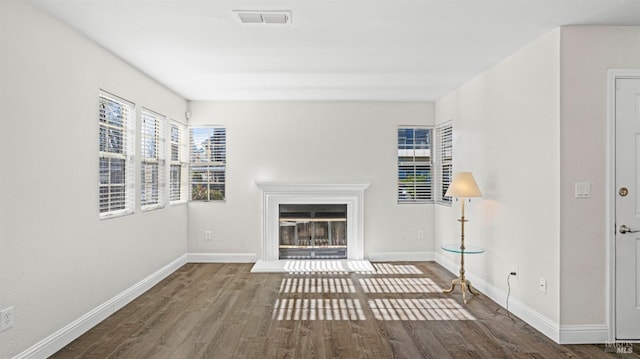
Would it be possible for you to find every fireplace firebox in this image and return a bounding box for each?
[279,204,347,259]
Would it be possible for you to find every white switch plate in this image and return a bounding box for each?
[575,182,591,199]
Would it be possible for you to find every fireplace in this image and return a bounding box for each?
[255,182,370,262]
[279,204,347,259]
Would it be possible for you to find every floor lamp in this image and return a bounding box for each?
[443,172,483,303]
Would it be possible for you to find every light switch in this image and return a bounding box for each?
[575,182,591,199]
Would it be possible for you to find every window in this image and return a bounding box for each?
[397,127,432,203]
[169,121,188,204]
[190,127,226,201]
[436,122,453,205]
[99,92,135,218]
[140,109,164,210]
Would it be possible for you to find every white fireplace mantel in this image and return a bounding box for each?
[255,181,370,262]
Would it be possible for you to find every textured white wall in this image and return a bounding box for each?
[0,2,188,357]
[187,101,436,259]
[559,26,640,326]
[435,29,561,323]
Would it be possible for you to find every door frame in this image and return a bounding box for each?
[606,69,640,342]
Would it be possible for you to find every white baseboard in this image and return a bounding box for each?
[435,253,610,344]
[14,254,189,359]
[187,252,257,263]
[559,324,610,344]
[16,250,608,359]
[16,252,258,359]
[435,252,561,343]
[368,251,435,262]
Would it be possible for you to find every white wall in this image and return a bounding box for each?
[187,101,435,260]
[0,2,188,358]
[559,26,640,327]
[4,4,632,355]
[435,29,561,327]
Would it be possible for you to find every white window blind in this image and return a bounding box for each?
[397,127,432,203]
[99,92,135,218]
[170,121,187,203]
[436,122,453,205]
[190,127,226,201]
[140,109,165,210]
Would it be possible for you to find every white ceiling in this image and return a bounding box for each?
[28,0,640,101]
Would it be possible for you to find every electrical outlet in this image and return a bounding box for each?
[205,231,213,241]
[1,307,14,331]
[511,265,518,276]
[539,277,547,293]
[417,230,424,240]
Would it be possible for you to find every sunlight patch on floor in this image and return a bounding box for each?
[273,298,366,321]
[359,277,442,293]
[251,260,375,273]
[368,298,475,321]
[372,263,423,275]
[286,271,350,276]
[284,260,374,273]
[279,277,356,293]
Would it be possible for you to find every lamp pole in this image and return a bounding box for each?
[443,197,480,304]
[442,172,483,304]
[458,197,467,298]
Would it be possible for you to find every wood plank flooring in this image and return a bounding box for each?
[52,262,638,358]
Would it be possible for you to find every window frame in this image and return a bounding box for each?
[397,126,433,204]
[140,108,165,211]
[169,121,188,205]
[98,91,136,219]
[436,122,453,205]
[189,126,227,202]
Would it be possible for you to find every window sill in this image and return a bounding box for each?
[142,204,165,212]
[99,210,134,220]
[397,200,434,205]
[188,200,227,204]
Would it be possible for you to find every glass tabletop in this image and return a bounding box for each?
[441,243,484,254]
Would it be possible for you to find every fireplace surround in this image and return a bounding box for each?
[255,182,370,265]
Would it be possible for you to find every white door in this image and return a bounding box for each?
[615,77,640,340]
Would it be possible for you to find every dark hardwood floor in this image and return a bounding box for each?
[52,262,638,358]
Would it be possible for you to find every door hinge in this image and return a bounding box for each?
[616,79,622,90]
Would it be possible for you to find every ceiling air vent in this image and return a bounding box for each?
[234,10,292,25]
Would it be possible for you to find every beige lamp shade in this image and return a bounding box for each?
[445,172,482,198]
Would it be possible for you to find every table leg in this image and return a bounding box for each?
[442,257,480,303]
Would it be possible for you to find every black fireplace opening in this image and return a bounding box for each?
[279,204,347,259]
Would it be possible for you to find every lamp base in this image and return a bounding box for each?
[443,277,480,304]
